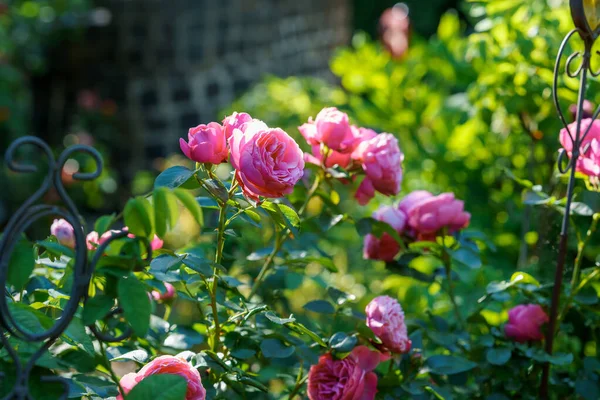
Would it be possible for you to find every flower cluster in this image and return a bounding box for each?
[180,112,305,202]
[364,190,471,261]
[299,107,404,205]
[560,118,600,182]
[307,296,410,400]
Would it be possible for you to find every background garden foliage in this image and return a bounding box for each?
[2,0,600,399]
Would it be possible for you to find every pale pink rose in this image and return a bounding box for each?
[222,112,252,139]
[180,122,228,164]
[51,219,75,248]
[363,206,406,261]
[350,125,378,144]
[505,304,549,343]
[299,108,354,153]
[151,235,164,251]
[304,145,352,169]
[403,192,470,240]
[398,190,434,215]
[307,346,386,400]
[151,282,176,301]
[117,355,206,400]
[352,133,403,201]
[229,121,304,201]
[559,118,600,177]
[365,296,411,353]
[86,230,117,250]
[379,5,411,59]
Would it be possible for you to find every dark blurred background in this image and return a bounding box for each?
[0,0,460,225]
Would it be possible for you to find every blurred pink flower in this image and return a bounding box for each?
[180,122,229,165]
[355,178,376,206]
[51,219,75,248]
[379,4,411,59]
[307,346,386,400]
[86,230,119,250]
[569,100,594,121]
[299,107,354,153]
[401,191,470,240]
[365,296,411,353]
[352,133,403,204]
[559,118,600,178]
[505,304,549,343]
[117,355,205,400]
[77,90,100,111]
[363,205,406,261]
[222,111,253,139]
[151,282,176,301]
[304,145,352,169]
[229,120,304,202]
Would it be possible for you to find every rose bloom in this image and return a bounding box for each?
[363,205,406,261]
[307,346,387,400]
[151,282,176,301]
[180,122,228,164]
[85,230,118,250]
[51,219,75,248]
[355,178,376,206]
[504,304,549,343]
[229,120,304,201]
[222,111,252,139]
[569,100,594,121]
[400,191,470,240]
[304,145,352,169]
[379,5,411,59]
[366,296,411,353]
[299,107,355,153]
[118,355,206,400]
[352,133,403,204]
[559,118,600,178]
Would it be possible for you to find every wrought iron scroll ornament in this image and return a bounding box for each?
[541,0,600,397]
[0,137,146,399]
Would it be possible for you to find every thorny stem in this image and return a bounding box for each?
[288,363,307,400]
[248,175,322,300]
[440,235,465,329]
[571,216,598,287]
[210,201,228,352]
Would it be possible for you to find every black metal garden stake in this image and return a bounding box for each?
[541,0,600,397]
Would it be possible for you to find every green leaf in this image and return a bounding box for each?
[36,240,74,258]
[486,347,511,365]
[575,377,600,400]
[126,374,187,400]
[150,254,185,273]
[264,311,295,325]
[303,300,336,314]
[94,214,116,236]
[329,332,357,353]
[110,349,148,363]
[239,376,268,392]
[355,217,404,245]
[244,209,262,224]
[286,322,327,346]
[261,201,300,234]
[197,197,220,209]
[153,188,179,238]
[571,202,594,216]
[155,166,195,189]
[426,355,477,375]
[124,197,154,238]
[510,271,540,286]
[174,189,204,227]
[451,247,482,269]
[82,295,114,325]
[181,254,214,277]
[204,179,229,203]
[575,286,599,305]
[8,238,35,289]
[118,274,151,337]
[260,338,295,358]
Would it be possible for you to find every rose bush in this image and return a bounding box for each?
[3,1,600,399]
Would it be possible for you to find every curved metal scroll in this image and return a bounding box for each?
[0,136,133,400]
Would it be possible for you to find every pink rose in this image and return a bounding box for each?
[355,179,376,206]
[304,145,352,169]
[307,346,386,400]
[569,100,594,121]
[150,235,164,251]
[505,304,549,343]
[229,120,304,201]
[86,230,118,250]
[222,112,253,139]
[350,125,378,144]
[363,205,406,261]
[151,282,176,301]
[365,296,411,353]
[559,118,600,178]
[403,192,470,240]
[51,219,75,248]
[398,190,434,215]
[352,133,403,204]
[180,122,228,164]
[117,355,206,400]
[379,5,411,59]
[299,107,354,153]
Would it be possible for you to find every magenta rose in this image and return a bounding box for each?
[307,346,386,400]
[352,133,403,204]
[151,282,176,301]
[355,178,376,206]
[229,120,304,201]
[363,205,406,261]
[180,122,228,165]
[117,355,205,400]
[299,107,354,153]
[365,296,411,353]
[304,145,352,169]
[222,111,253,139]
[559,118,600,178]
[504,304,549,343]
[51,219,75,248]
[402,191,470,240]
